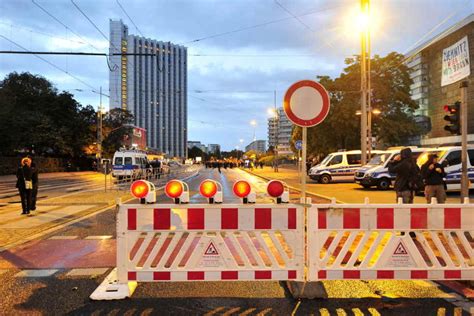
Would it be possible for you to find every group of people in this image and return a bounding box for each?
[16,157,39,215]
[388,148,446,204]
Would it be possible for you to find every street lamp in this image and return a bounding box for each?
[359,0,371,165]
[250,120,257,141]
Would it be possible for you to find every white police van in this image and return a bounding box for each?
[309,150,384,184]
[417,146,474,191]
[354,148,429,190]
[112,149,150,180]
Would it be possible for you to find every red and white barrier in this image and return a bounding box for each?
[308,202,474,281]
[91,203,304,300]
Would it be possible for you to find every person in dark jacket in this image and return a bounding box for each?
[421,154,446,203]
[30,161,39,210]
[387,148,420,204]
[16,157,33,215]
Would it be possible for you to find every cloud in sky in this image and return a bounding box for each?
[0,0,473,150]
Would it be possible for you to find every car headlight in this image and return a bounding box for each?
[365,172,373,178]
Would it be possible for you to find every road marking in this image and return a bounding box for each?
[85,235,113,240]
[256,308,272,316]
[66,268,109,277]
[49,236,79,240]
[0,169,199,252]
[222,307,241,316]
[203,307,226,316]
[15,269,58,277]
[291,300,301,316]
[239,308,256,316]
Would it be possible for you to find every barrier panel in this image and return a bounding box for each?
[308,202,474,281]
[92,203,304,299]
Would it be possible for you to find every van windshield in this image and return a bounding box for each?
[320,155,333,166]
[114,157,123,165]
[368,153,391,166]
[416,150,446,167]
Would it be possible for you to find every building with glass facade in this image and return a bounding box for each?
[405,14,473,146]
[109,20,187,157]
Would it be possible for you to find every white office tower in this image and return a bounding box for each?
[109,20,187,157]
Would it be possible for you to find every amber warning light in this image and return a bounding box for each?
[131,180,149,199]
[266,180,289,204]
[200,180,218,198]
[165,180,184,199]
[233,180,251,198]
[130,180,156,204]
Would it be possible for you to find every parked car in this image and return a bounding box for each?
[354,148,430,190]
[308,150,384,184]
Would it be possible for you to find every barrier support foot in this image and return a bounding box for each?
[90,268,137,300]
[286,281,328,299]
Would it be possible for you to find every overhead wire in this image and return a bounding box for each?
[31,0,101,52]
[116,0,145,37]
[0,34,101,94]
[274,0,314,32]
[181,3,344,45]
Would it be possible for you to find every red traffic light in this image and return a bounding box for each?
[165,180,184,199]
[267,180,285,197]
[200,179,218,198]
[233,180,251,198]
[130,180,149,199]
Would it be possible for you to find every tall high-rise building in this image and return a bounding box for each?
[268,108,293,155]
[109,20,187,157]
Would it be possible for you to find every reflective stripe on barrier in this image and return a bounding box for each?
[117,204,305,283]
[308,203,474,281]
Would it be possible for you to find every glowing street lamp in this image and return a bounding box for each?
[250,120,257,141]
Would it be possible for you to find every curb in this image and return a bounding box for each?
[0,169,200,252]
[240,168,344,204]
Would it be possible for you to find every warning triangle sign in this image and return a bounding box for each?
[393,242,408,255]
[204,242,219,255]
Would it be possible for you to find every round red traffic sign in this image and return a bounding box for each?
[283,80,330,127]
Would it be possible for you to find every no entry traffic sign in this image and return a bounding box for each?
[283,80,330,127]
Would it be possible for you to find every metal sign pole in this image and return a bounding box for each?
[302,127,307,202]
[460,81,469,201]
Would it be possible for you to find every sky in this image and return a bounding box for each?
[0,0,473,151]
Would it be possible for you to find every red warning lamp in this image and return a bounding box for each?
[165,180,184,199]
[131,180,149,199]
[267,180,285,197]
[200,180,218,198]
[233,180,251,198]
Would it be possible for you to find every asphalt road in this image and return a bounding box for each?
[0,167,472,315]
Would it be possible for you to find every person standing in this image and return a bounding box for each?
[421,154,446,203]
[387,148,420,204]
[16,157,33,215]
[30,161,39,210]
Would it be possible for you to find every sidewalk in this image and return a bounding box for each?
[243,166,464,204]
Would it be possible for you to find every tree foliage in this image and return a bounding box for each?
[291,52,420,156]
[0,72,96,156]
[101,108,135,157]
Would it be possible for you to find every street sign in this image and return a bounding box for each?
[283,80,330,127]
[295,140,302,150]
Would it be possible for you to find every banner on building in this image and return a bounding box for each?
[441,36,470,86]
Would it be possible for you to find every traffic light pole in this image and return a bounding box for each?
[460,81,469,201]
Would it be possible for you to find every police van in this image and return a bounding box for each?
[308,150,384,184]
[416,146,474,191]
[112,149,150,180]
[354,148,429,190]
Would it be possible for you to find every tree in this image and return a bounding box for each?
[292,52,420,156]
[188,146,205,159]
[0,72,97,156]
[101,108,135,157]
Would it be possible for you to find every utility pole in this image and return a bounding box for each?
[360,0,370,165]
[97,86,103,170]
[274,90,279,172]
[460,81,469,201]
